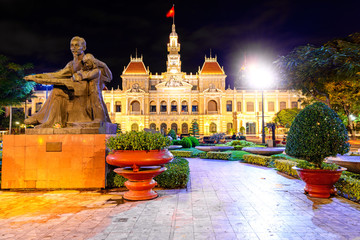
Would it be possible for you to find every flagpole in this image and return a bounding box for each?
[173,4,175,25]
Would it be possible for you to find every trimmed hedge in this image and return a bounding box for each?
[274,159,299,178]
[199,152,207,159]
[335,171,360,202]
[206,152,232,160]
[170,150,193,158]
[107,157,190,189]
[243,154,272,166]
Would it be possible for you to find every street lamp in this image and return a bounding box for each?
[247,64,274,144]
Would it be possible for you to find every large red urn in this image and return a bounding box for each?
[106,150,173,200]
[293,166,346,198]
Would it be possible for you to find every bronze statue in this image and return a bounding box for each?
[24,36,112,128]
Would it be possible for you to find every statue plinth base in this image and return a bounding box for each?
[25,122,117,135]
[1,134,113,189]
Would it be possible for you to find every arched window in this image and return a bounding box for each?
[226,100,232,112]
[181,100,188,112]
[192,100,198,113]
[210,122,217,133]
[160,123,167,134]
[150,123,156,131]
[171,123,178,133]
[160,101,167,112]
[171,100,177,112]
[131,123,139,131]
[208,100,217,113]
[182,123,188,134]
[131,100,140,112]
[150,101,156,113]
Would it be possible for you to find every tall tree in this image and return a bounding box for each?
[273,108,301,129]
[0,55,35,132]
[276,33,360,138]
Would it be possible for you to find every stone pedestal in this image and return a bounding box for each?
[1,134,112,189]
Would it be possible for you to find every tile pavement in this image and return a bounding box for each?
[1,158,360,240]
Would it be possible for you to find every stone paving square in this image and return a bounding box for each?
[0,157,360,240]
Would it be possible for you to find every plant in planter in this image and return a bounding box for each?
[286,102,350,198]
[106,131,173,200]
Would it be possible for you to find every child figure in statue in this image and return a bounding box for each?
[72,53,110,123]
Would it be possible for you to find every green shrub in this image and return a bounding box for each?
[228,140,256,147]
[154,158,190,188]
[188,136,199,147]
[233,145,243,151]
[274,159,299,178]
[285,102,349,169]
[206,151,232,160]
[335,171,360,202]
[107,157,190,189]
[170,150,193,158]
[180,137,192,148]
[168,129,176,139]
[172,140,182,145]
[243,155,272,166]
[106,131,171,151]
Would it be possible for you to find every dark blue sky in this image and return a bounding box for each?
[1,0,359,89]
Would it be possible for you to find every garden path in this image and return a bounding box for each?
[0,158,360,240]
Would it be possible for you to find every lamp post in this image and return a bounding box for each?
[246,63,274,144]
[261,90,265,144]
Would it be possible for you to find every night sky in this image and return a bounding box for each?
[1,0,360,89]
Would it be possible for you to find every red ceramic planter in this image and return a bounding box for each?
[106,150,173,171]
[293,166,346,198]
[106,149,173,201]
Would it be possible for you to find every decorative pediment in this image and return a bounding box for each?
[155,78,193,91]
[203,84,222,93]
[126,83,145,93]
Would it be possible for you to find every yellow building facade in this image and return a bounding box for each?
[101,24,302,136]
[23,24,301,137]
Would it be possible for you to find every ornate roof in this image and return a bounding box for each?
[199,56,224,75]
[123,56,148,75]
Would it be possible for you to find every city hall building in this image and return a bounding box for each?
[28,24,301,136]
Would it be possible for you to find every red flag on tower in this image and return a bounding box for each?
[166,6,175,18]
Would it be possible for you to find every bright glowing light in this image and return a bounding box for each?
[350,114,356,121]
[247,63,274,89]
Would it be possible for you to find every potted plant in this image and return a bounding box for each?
[106,131,173,200]
[286,102,350,198]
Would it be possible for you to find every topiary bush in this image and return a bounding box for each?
[285,102,350,169]
[180,137,192,148]
[168,129,176,140]
[188,136,199,147]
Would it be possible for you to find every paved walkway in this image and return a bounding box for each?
[1,158,360,240]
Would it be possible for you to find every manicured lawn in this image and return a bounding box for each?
[226,150,252,161]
